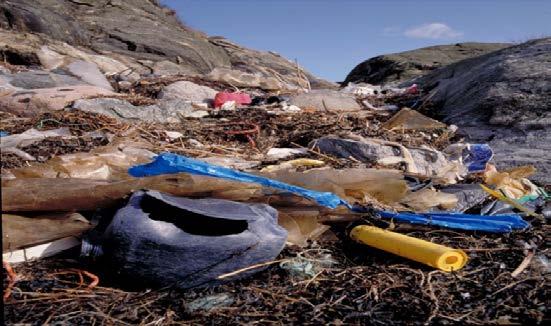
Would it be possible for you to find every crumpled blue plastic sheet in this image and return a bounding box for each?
[129,152,529,233]
[129,153,350,209]
[0,131,9,137]
[379,211,529,233]
[464,144,493,172]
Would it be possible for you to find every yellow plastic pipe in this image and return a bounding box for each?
[350,225,468,272]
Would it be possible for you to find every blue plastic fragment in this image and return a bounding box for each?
[129,152,529,233]
[464,144,493,172]
[379,211,529,233]
[129,152,350,209]
[0,131,9,137]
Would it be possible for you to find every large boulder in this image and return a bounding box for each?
[158,80,217,104]
[415,38,551,184]
[344,42,510,85]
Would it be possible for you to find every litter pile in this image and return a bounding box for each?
[2,66,549,324]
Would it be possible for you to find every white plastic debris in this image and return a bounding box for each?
[220,100,236,110]
[266,148,308,160]
[164,131,184,140]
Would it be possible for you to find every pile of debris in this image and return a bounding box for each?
[2,55,549,324]
[0,59,551,324]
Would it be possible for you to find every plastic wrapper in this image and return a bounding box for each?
[2,212,92,252]
[129,153,350,209]
[277,207,329,247]
[401,188,458,211]
[6,142,156,180]
[0,127,74,161]
[0,127,72,149]
[381,108,446,131]
[260,158,325,173]
[263,167,408,206]
[445,143,494,173]
[484,164,539,199]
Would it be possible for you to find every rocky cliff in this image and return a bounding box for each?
[0,0,335,89]
[415,38,551,184]
[343,42,510,85]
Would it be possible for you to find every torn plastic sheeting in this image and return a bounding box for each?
[0,127,73,149]
[445,143,493,173]
[6,142,156,180]
[128,154,527,233]
[129,153,350,209]
[379,211,529,233]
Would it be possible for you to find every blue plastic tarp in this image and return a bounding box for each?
[129,152,529,233]
[464,144,493,173]
[129,152,350,209]
[379,211,529,233]
[0,131,9,137]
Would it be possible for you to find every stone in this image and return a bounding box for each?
[65,60,113,91]
[158,80,217,104]
[415,38,551,184]
[101,190,287,288]
[152,60,196,76]
[72,98,209,123]
[36,45,67,70]
[9,70,85,89]
[344,42,510,85]
[207,67,283,90]
[0,86,115,116]
[289,90,362,112]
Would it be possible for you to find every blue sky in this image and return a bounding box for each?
[162,0,551,82]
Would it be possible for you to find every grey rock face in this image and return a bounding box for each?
[101,190,287,289]
[0,0,230,75]
[289,90,361,111]
[65,60,113,91]
[7,70,85,89]
[344,42,510,85]
[209,37,338,89]
[72,98,208,123]
[415,38,551,184]
[0,0,334,89]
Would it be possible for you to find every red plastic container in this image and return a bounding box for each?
[214,92,252,108]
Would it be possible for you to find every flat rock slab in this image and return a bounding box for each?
[8,70,85,89]
[73,98,209,123]
[65,60,114,91]
[0,86,115,116]
[289,90,362,112]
